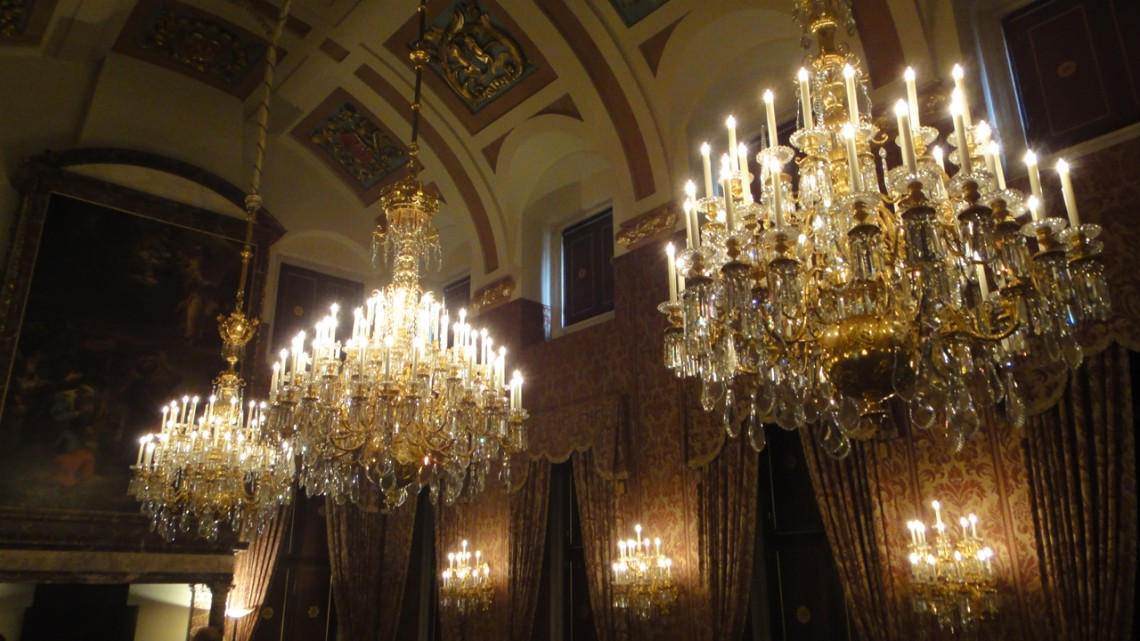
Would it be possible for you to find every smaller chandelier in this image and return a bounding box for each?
[440,539,493,615]
[905,500,998,633]
[130,313,295,542]
[611,524,678,620]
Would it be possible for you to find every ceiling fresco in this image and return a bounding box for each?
[293,88,411,205]
[114,0,269,97]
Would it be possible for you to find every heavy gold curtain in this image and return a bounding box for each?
[573,447,628,641]
[509,460,551,641]
[801,429,906,641]
[697,434,759,641]
[327,500,417,641]
[226,503,293,641]
[1025,345,1137,641]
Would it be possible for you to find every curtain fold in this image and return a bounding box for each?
[226,503,293,641]
[327,500,417,641]
[573,448,626,641]
[801,429,904,641]
[698,435,758,641]
[1025,344,1137,641]
[509,459,551,641]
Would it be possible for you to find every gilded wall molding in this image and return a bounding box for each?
[470,276,515,314]
[616,203,677,250]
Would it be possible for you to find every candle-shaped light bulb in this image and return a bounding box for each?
[721,154,735,228]
[1025,150,1044,206]
[950,95,972,174]
[894,99,917,173]
[933,145,945,172]
[968,513,978,539]
[666,243,678,304]
[959,516,969,538]
[635,524,642,542]
[683,198,697,249]
[843,64,859,125]
[932,500,943,526]
[798,67,814,129]
[1057,159,1081,227]
[763,89,778,149]
[726,116,738,171]
[1027,195,1041,222]
[700,142,713,199]
[953,63,972,128]
[904,66,920,128]
[737,142,752,203]
[989,141,1006,189]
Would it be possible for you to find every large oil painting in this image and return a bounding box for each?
[0,194,246,512]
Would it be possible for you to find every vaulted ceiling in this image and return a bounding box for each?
[0,0,962,308]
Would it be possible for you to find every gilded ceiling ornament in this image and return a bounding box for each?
[309,101,409,189]
[139,3,266,86]
[422,0,533,113]
[0,0,32,37]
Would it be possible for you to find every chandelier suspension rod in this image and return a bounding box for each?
[234,0,292,314]
[407,0,429,168]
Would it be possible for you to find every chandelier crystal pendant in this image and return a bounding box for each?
[659,0,1110,456]
[611,524,678,620]
[265,0,528,510]
[440,539,494,615]
[906,501,999,632]
[129,2,296,542]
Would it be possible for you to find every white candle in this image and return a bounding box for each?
[770,158,784,228]
[1025,150,1044,206]
[988,142,1006,189]
[1057,159,1081,227]
[952,64,972,128]
[1028,195,1041,222]
[933,145,945,172]
[798,68,814,129]
[951,97,972,174]
[976,264,989,299]
[895,100,917,174]
[843,123,862,192]
[763,90,778,149]
[726,116,738,172]
[969,514,978,539]
[700,142,714,199]
[932,500,943,527]
[683,198,696,249]
[843,64,860,126]
[721,159,735,230]
[737,143,752,205]
[666,243,677,304]
[136,437,146,466]
[904,67,920,128]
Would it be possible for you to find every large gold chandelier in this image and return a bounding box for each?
[660,0,1110,456]
[611,524,678,620]
[440,539,494,615]
[130,1,296,541]
[265,0,527,510]
[905,501,999,632]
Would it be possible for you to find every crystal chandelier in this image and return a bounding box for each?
[265,0,528,510]
[439,539,494,615]
[129,2,296,542]
[611,524,678,620]
[659,0,1110,456]
[905,501,998,632]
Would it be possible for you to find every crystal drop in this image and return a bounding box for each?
[747,415,767,453]
[723,388,739,438]
[702,379,725,412]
